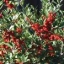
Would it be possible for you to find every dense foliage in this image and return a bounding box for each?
[0,0,64,64]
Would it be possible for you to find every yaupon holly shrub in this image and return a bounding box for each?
[0,0,64,64]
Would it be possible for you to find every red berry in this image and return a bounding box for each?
[49,34,62,41]
[0,13,3,18]
[48,45,54,51]
[7,3,14,9]
[16,27,22,34]
[0,50,5,57]
[4,0,9,4]
[0,61,3,64]
[31,23,40,31]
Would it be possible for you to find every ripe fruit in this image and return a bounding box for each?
[0,13,3,18]
[4,0,9,4]
[16,27,22,34]
[7,3,14,9]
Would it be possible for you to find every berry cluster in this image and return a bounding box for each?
[4,0,14,10]
[0,44,11,57]
[26,12,64,57]
[46,42,55,57]
[2,27,24,52]
[29,12,64,41]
